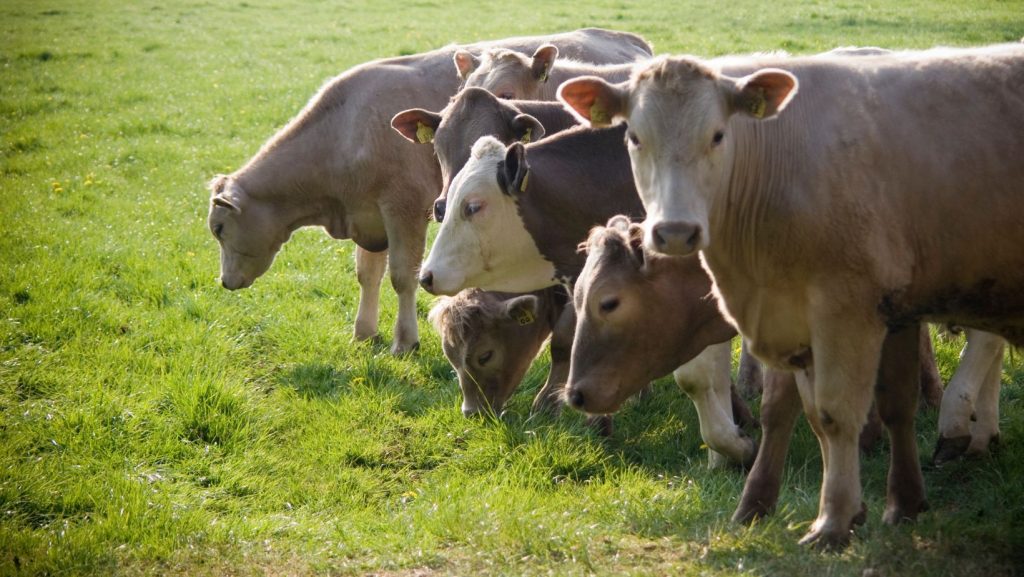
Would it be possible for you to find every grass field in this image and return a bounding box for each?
[2,0,1024,575]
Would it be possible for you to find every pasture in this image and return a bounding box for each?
[2,0,1023,575]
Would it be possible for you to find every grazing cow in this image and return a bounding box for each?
[429,287,564,417]
[461,44,634,101]
[570,217,756,465]
[391,88,580,221]
[206,29,651,355]
[559,45,1024,548]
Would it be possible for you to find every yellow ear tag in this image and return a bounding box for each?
[750,89,767,119]
[589,104,610,125]
[520,128,532,144]
[519,170,529,193]
[416,122,435,144]
[514,308,535,326]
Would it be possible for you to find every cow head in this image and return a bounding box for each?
[429,289,551,417]
[207,175,286,290]
[461,45,559,100]
[565,216,733,414]
[558,57,797,258]
[391,88,544,222]
[419,136,555,295]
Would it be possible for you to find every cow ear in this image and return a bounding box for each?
[503,294,540,326]
[500,142,529,196]
[212,195,240,213]
[391,108,442,143]
[454,50,480,81]
[531,44,558,82]
[729,68,798,120]
[557,76,628,127]
[208,174,229,194]
[510,113,544,144]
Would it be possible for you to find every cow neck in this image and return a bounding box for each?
[513,100,581,135]
[515,124,645,283]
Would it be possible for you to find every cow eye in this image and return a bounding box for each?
[464,201,483,219]
[599,296,620,314]
[477,349,494,366]
[712,131,725,146]
[626,131,641,148]
[213,223,224,240]
[498,92,514,100]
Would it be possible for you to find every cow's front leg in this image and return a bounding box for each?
[736,340,764,400]
[354,247,387,343]
[733,368,801,523]
[876,324,928,525]
[935,329,1005,462]
[383,207,427,355]
[797,315,884,550]
[532,304,575,415]
[675,342,755,467]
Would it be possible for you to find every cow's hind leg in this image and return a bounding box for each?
[967,334,1004,456]
[733,368,801,523]
[354,247,387,343]
[876,324,928,525]
[797,312,884,550]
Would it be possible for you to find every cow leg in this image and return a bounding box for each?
[736,339,764,400]
[532,305,575,415]
[733,369,801,523]
[875,324,928,526]
[797,315,884,550]
[918,325,943,410]
[354,247,387,343]
[935,329,1005,463]
[967,333,1004,456]
[381,207,427,355]
[674,342,756,468]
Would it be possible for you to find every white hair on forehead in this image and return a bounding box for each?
[470,135,507,159]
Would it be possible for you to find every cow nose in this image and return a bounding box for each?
[568,388,585,409]
[651,221,702,256]
[433,198,447,222]
[419,271,434,292]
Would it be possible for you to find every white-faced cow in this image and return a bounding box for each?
[206,28,651,355]
[559,45,1024,548]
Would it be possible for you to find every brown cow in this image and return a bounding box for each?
[429,287,564,417]
[206,29,651,355]
[559,44,1024,548]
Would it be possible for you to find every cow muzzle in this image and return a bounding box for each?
[648,220,703,257]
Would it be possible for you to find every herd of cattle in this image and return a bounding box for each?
[206,28,1024,550]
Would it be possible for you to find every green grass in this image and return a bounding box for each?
[2,0,1024,575]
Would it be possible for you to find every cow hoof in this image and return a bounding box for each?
[933,434,972,465]
[966,433,1000,458]
[530,392,564,417]
[354,330,381,343]
[882,498,928,525]
[732,500,773,525]
[798,526,853,552]
[390,340,420,356]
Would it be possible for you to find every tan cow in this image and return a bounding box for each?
[559,45,1024,548]
[206,29,651,355]
[429,287,564,417]
[461,44,634,101]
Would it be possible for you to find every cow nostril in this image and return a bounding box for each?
[652,227,668,250]
[419,271,434,291]
[433,199,447,222]
[686,226,702,251]
[568,389,585,409]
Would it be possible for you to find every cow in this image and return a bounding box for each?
[558,44,1024,548]
[428,287,565,417]
[461,44,634,101]
[206,28,651,355]
[934,329,1006,463]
